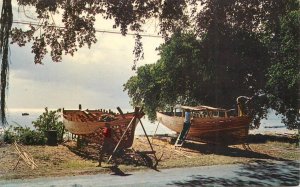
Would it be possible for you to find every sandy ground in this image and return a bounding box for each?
[0,134,299,180]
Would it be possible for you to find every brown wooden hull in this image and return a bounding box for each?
[63,110,140,150]
[156,112,251,145]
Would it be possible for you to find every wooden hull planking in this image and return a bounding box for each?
[63,117,135,135]
[156,112,251,145]
[63,110,140,151]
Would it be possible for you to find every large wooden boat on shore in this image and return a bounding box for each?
[63,107,144,151]
[156,102,252,145]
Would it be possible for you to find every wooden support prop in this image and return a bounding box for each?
[107,107,139,163]
[138,118,159,165]
[108,107,158,167]
[151,122,160,144]
[173,149,192,158]
[117,107,125,119]
[242,143,252,151]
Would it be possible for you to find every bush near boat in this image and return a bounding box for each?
[32,108,64,143]
[3,108,63,145]
[3,126,46,145]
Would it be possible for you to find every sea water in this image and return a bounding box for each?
[4,109,174,136]
[2,109,297,136]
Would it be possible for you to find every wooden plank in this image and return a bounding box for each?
[13,142,37,170]
[117,107,125,119]
[136,151,156,154]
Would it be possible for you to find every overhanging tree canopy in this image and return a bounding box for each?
[0,0,299,128]
[124,31,270,128]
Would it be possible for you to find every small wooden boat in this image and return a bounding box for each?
[156,103,252,145]
[63,108,144,151]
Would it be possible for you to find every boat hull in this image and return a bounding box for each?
[156,112,251,145]
[63,110,141,151]
[63,117,135,135]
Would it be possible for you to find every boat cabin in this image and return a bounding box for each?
[169,105,234,118]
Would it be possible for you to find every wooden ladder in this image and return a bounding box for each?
[174,123,191,147]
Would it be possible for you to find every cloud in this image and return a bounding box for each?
[6,1,164,111]
[8,31,163,111]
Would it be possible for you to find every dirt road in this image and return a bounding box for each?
[1,160,299,187]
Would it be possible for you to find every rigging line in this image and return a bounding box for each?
[12,20,162,38]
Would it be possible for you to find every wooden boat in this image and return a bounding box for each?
[156,104,252,145]
[63,108,144,151]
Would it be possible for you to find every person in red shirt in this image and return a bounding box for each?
[98,124,112,167]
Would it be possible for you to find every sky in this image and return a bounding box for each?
[5,1,164,112]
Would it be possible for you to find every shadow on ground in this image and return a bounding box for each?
[168,160,300,186]
[178,141,285,161]
[247,134,299,144]
[64,142,157,170]
[170,133,298,161]
[101,165,133,176]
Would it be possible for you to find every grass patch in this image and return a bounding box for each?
[61,160,95,169]
[266,141,299,160]
[34,154,50,161]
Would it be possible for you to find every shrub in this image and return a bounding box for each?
[32,108,64,143]
[3,126,17,143]
[3,108,64,145]
[15,126,46,145]
[3,125,46,145]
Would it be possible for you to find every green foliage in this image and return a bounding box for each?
[124,32,204,120]
[3,126,17,144]
[266,7,300,129]
[124,0,299,129]
[124,31,269,125]
[3,107,66,145]
[3,125,46,145]
[2,107,64,145]
[125,64,163,120]
[32,108,64,143]
[14,126,46,145]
